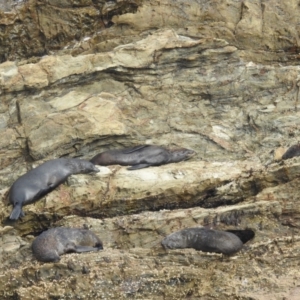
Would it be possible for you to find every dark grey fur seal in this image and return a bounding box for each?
[90,145,195,170]
[32,227,103,262]
[9,158,99,220]
[282,144,300,160]
[161,227,250,255]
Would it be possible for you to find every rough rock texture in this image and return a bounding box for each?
[1,0,300,299]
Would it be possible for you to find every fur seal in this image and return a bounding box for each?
[161,227,253,255]
[282,144,300,160]
[9,158,99,220]
[90,145,195,170]
[32,227,103,262]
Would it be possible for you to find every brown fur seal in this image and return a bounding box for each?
[161,227,254,255]
[9,158,99,220]
[32,227,103,262]
[90,145,195,170]
[282,144,300,160]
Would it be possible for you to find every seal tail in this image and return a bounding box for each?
[9,205,23,220]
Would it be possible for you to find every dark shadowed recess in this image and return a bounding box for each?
[226,229,255,244]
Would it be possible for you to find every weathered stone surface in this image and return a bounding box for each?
[57,200,281,249]
[1,0,300,299]
[23,93,126,159]
[0,0,140,63]
[3,157,300,229]
[1,237,300,300]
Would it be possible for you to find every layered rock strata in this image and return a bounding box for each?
[1,0,300,299]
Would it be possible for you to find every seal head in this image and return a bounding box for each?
[32,227,103,262]
[167,148,195,163]
[161,227,251,255]
[65,158,100,174]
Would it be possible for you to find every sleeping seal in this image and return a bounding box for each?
[161,227,253,255]
[32,227,103,262]
[9,158,99,220]
[90,145,195,170]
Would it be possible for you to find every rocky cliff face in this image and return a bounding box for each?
[1,0,300,299]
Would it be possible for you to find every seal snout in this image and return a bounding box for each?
[186,149,196,159]
[172,148,196,162]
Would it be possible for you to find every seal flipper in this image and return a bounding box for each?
[122,145,149,154]
[48,176,58,188]
[74,246,102,253]
[9,205,23,220]
[19,209,25,218]
[127,163,151,170]
[32,176,61,200]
